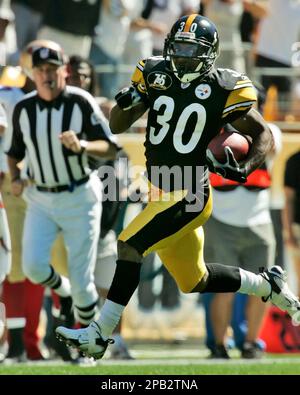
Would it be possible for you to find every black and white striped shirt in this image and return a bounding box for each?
[7,86,116,187]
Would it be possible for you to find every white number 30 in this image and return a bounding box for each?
[149,96,206,154]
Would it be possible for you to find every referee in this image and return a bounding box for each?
[6,44,118,325]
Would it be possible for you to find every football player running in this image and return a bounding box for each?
[56,14,300,359]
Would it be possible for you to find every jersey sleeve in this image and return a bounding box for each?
[222,77,257,122]
[131,59,148,97]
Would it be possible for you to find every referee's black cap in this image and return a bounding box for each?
[32,47,64,67]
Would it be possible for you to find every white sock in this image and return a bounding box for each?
[239,268,271,297]
[54,275,71,297]
[96,300,124,339]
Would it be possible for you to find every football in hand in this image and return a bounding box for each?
[208,131,250,163]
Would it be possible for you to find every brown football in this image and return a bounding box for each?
[208,131,250,163]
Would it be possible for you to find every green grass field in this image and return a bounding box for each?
[1,344,300,375]
[0,362,300,375]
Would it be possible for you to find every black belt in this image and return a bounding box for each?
[36,175,90,193]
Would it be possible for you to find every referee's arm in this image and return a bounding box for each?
[77,92,119,159]
[83,139,117,159]
[59,130,117,159]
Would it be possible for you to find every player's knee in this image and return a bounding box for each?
[191,271,210,293]
[174,271,209,294]
[176,278,203,294]
[117,240,142,262]
[178,283,194,294]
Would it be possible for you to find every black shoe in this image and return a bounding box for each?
[45,315,76,362]
[209,344,230,359]
[241,341,263,359]
[59,296,75,327]
[44,329,75,362]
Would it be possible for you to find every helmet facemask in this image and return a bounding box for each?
[164,31,219,83]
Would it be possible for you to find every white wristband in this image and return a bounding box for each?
[79,140,88,152]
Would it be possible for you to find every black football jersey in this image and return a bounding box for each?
[131,56,257,188]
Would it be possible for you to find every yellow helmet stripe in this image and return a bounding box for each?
[184,14,197,32]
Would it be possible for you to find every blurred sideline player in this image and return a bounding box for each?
[0,103,11,359]
[0,104,11,284]
[203,87,282,358]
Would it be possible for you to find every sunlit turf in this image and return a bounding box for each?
[1,342,300,375]
[1,359,300,375]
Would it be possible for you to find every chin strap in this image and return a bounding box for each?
[171,59,202,83]
[175,72,201,83]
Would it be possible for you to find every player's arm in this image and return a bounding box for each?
[207,76,272,183]
[231,107,273,174]
[109,60,149,134]
[110,102,147,134]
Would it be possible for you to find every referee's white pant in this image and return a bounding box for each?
[22,173,101,308]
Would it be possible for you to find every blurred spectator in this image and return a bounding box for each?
[143,0,200,56]
[0,103,10,288]
[90,0,140,100]
[120,2,154,87]
[283,151,300,299]
[247,0,300,118]
[67,55,99,96]
[204,0,245,72]
[37,0,101,58]
[203,89,282,359]
[241,0,269,43]
[0,0,16,65]
[11,0,48,58]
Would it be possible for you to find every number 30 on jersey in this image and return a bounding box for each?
[149,96,206,154]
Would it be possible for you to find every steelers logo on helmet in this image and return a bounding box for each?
[163,14,219,83]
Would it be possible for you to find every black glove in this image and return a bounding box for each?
[206,146,248,183]
[115,86,147,111]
